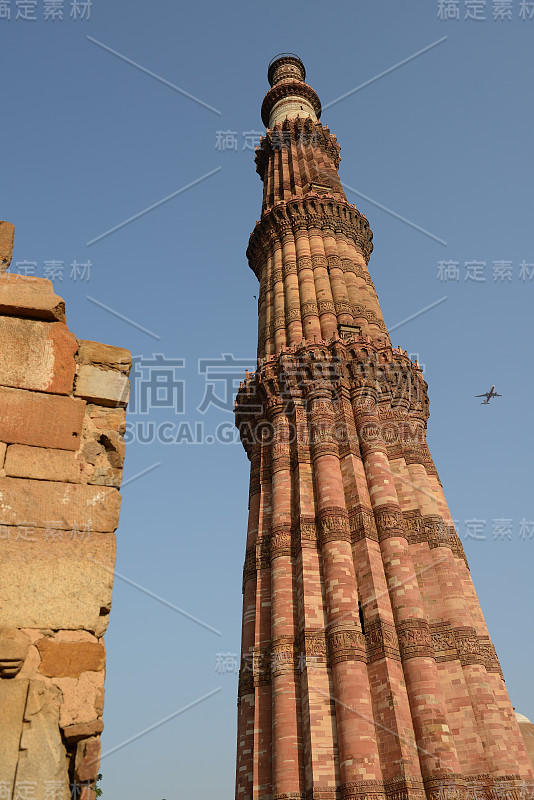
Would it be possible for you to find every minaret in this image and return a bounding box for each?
[234,55,533,800]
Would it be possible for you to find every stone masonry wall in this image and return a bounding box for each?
[0,222,130,800]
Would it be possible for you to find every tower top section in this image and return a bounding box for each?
[261,54,321,128]
[267,53,306,85]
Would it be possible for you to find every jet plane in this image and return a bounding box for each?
[475,386,502,404]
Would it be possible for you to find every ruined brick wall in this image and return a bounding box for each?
[0,223,130,800]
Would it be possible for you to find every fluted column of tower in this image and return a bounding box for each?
[234,54,533,800]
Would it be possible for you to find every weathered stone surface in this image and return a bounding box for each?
[0,478,121,532]
[0,679,27,786]
[36,639,106,678]
[63,719,104,742]
[0,317,77,393]
[99,430,125,466]
[78,409,127,488]
[0,386,85,449]
[0,530,116,634]
[75,735,101,783]
[87,404,126,434]
[0,626,30,677]
[5,445,84,483]
[15,681,71,800]
[20,628,54,643]
[75,364,130,407]
[80,431,125,487]
[82,441,102,465]
[0,442,6,469]
[89,467,123,488]
[53,670,106,727]
[94,686,105,717]
[77,339,132,374]
[0,221,15,272]
[0,274,66,322]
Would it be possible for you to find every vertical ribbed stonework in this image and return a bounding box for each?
[234,55,534,800]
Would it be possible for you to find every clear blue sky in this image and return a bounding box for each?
[2,1,533,796]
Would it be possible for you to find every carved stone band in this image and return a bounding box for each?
[271,524,292,559]
[423,776,466,800]
[396,619,433,660]
[318,508,351,546]
[271,637,297,677]
[374,506,407,542]
[365,619,401,663]
[350,508,379,543]
[237,622,501,687]
[298,630,328,662]
[340,780,386,800]
[382,777,426,800]
[327,626,366,665]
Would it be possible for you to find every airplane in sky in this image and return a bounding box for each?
[476,386,502,404]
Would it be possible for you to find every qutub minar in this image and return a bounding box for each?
[233,55,534,800]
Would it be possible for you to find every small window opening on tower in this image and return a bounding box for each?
[358,600,366,635]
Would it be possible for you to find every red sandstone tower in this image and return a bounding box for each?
[234,55,533,800]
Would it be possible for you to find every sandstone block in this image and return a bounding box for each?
[75,736,101,783]
[77,339,131,375]
[89,467,123,488]
[37,639,106,678]
[53,631,99,644]
[0,478,121,531]
[0,530,116,634]
[0,317,77,393]
[87,405,126,434]
[5,445,84,483]
[0,387,85,450]
[0,274,66,322]
[0,442,5,469]
[0,221,15,271]
[75,365,130,408]
[62,719,104,743]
